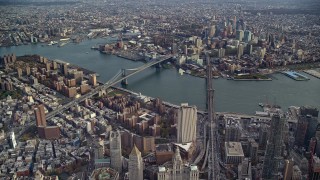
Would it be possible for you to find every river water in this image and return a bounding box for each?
[1,38,319,114]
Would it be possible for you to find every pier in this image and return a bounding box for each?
[282,71,310,81]
[303,69,320,79]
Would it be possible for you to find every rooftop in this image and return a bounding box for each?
[158,166,166,172]
[174,142,193,152]
[225,142,244,157]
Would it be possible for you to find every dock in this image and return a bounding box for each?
[53,59,70,65]
[303,69,320,79]
[282,71,310,81]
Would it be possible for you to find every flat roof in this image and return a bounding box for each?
[159,166,166,172]
[95,158,110,163]
[225,142,244,157]
[190,165,198,171]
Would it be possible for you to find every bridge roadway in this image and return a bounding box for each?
[193,122,207,165]
[46,55,173,120]
[206,55,220,180]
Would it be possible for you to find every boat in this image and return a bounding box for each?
[86,52,89,54]
[258,103,264,107]
[58,42,67,47]
[47,41,58,46]
[178,68,185,75]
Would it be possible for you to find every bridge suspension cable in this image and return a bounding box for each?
[45,55,173,120]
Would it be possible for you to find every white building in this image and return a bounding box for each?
[128,145,143,180]
[86,121,92,134]
[157,148,199,180]
[110,130,123,173]
[177,103,197,143]
[8,131,17,149]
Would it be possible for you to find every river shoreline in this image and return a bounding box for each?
[1,38,319,114]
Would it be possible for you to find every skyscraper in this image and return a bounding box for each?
[62,64,68,75]
[209,25,216,38]
[89,74,97,86]
[218,48,226,58]
[237,44,244,59]
[236,30,244,41]
[238,158,252,180]
[8,131,17,149]
[294,106,319,149]
[248,138,258,164]
[244,30,252,42]
[34,104,46,127]
[262,113,285,179]
[247,44,253,55]
[110,130,122,173]
[295,117,308,147]
[225,119,241,142]
[259,124,269,150]
[305,114,319,148]
[176,103,197,143]
[310,155,320,180]
[283,159,294,180]
[128,144,143,180]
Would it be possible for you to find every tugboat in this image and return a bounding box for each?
[258,103,264,107]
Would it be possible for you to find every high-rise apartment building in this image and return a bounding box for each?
[62,64,68,75]
[236,30,244,41]
[110,130,122,173]
[89,74,97,86]
[34,104,46,127]
[176,103,197,143]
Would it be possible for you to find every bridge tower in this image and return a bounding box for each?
[155,63,161,69]
[121,69,128,85]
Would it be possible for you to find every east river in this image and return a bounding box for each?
[1,38,319,114]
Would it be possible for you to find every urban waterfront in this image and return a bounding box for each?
[1,38,319,114]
